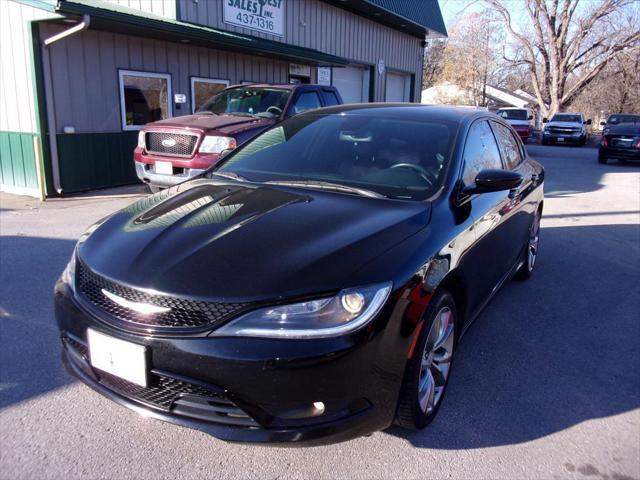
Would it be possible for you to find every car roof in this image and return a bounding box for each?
[553,112,583,115]
[227,83,331,90]
[300,103,491,123]
[496,107,528,110]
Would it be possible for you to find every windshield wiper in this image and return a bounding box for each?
[222,112,257,118]
[209,171,247,182]
[265,180,384,198]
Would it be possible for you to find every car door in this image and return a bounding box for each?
[488,120,534,268]
[458,119,518,315]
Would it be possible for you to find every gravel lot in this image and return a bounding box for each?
[1,145,639,480]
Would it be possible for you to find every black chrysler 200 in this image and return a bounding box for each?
[55,105,544,445]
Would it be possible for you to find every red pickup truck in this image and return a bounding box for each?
[134,83,343,191]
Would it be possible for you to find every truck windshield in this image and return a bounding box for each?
[550,114,581,123]
[496,109,528,120]
[197,88,291,118]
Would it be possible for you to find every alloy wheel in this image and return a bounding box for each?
[418,307,455,415]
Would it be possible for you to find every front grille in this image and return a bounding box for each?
[146,132,198,157]
[76,260,247,330]
[548,126,580,134]
[63,336,257,425]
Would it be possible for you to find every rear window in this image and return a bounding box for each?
[607,114,640,125]
[496,109,528,121]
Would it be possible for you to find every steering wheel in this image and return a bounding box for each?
[389,163,437,186]
[266,106,283,116]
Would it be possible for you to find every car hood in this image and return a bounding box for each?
[505,119,530,127]
[148,114,275,136]
[78,179,430,301]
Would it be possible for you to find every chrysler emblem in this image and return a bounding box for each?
[101,289,170,315]
[161,138,177,148]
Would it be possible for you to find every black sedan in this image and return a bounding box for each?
[598,117,640,164]
[54,105,544,445]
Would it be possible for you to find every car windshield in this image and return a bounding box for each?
[607,114,640,124]
[210,112,457,201]
[496,109,528,120]
[197,87,291,118]
[550,114,581,123]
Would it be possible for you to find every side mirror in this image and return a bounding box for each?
[528,115,533,120]
[462,169,523,195]
[600,121,606,126]
[586,119,592,125]
[542,117,548,123]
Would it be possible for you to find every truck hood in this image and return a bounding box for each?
[148,114,275,136]
[78,179,430,301]
[505,119,531,127]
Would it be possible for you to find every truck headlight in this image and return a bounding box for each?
[137,130,146,149]
[199,136,237,154]
[211,283,392,339]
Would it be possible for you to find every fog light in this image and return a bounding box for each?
[312,402,325,414]
[341,293,365,314]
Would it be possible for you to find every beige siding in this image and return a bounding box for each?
[0,1,58,133]
[178,0,424,101]
[105,0,176,19]
[39,23,290,133]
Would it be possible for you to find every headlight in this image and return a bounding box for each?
[212,283,392,339]
[137,130,146,149]
[199,136,237,154]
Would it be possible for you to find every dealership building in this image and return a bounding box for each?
[0,0,446,197]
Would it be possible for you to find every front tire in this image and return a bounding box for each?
[396,290,457,429]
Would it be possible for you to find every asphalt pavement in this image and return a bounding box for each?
[1,145,639,480]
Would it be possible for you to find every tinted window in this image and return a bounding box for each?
[214,113,457,200]
[292,92,322,114]
[607,114,640,125]
[491,122,522,169]
[462,120,503,185]
[496,109,528,120]
[323,90,341,106]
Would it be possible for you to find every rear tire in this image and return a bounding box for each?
[515,208,541,280]
[396,290,458,430]
[598,152,608,164]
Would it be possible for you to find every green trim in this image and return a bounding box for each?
[0,131,39,190]
[56,132,139,193]
[28,21,52,197]
[409,74,416,103]
[57,0,349,66]
[368,65,375,102]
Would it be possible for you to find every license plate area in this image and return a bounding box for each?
[155,161,173,175]
[88,329,148,387]
[557,137,565,142]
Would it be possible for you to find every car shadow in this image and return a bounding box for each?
[0,236,77,409]
[385,223,640,448]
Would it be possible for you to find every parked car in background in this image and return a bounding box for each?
[598,115,640,164]
[495,107,534,142]
[56,105,544,445]
[600,114,640,134]
[542,112,591,145]
[134,84,343,192]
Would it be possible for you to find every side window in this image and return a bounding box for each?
[462,120,503,186]
[292,92,322,114]
[323,90,340,106]
[491,122,523,169]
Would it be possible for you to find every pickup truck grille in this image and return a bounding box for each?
[547,126,581,134]
[146,132,198,157]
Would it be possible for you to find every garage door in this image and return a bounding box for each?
[332,66,370,104]
[385,72,411,102]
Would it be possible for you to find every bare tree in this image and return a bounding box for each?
[486,0,640,117]
[422,40,447,90]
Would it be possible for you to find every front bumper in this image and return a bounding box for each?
[134,161,205,188]
[54,281,406,445]
[543,132,584,144]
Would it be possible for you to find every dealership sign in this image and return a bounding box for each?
[224,0,285,37]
